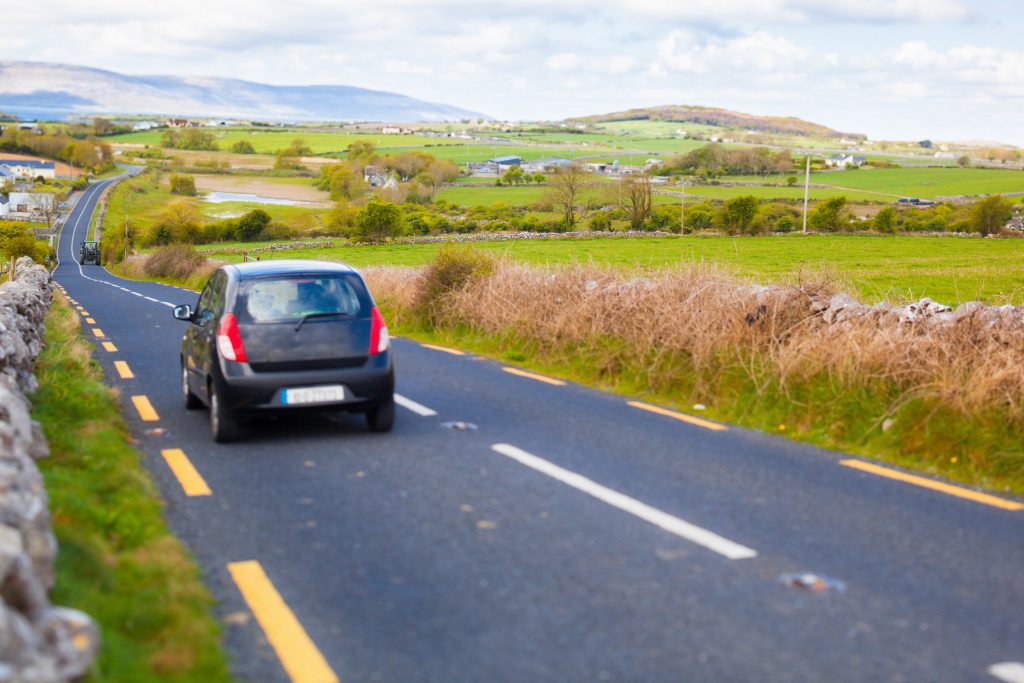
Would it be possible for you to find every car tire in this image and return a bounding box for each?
[366,397,395,433]
[182,364,201,410]
[210,383,241,443]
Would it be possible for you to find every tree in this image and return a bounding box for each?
[957,155,971,168]
[235,209,272,241]
[808,196,849,232]
[352,199,405,243]
[717,195,761,235]
[273,150,303,170]
[786,175,798,187]
[169,174,197,196]
[545,163,594,228]
[156,199,201,244]
[971,195,1012,236]
[622,173,653,229]
[873,206,897,233]
[231,140,256,154]
[93,117,115,136]
[347,140,376,160]
[502,166,525,185]
[532,173,545,185]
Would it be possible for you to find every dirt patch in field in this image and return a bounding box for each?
[161,174,332,205]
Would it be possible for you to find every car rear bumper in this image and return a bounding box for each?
[216,353,393,414]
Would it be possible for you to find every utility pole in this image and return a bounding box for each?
[802,154,811,234]
[680,177,685,233]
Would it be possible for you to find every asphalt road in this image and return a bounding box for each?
[52,178,1024,683]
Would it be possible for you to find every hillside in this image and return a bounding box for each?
[575,105,865,140]
[0,61,487,123]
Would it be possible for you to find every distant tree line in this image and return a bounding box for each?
[0,125,114,173]
[658,144,795,178]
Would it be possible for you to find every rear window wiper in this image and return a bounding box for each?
[293,311,351,332]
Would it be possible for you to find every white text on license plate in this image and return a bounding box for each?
[283,385,345,405]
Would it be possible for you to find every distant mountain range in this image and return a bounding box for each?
[0,61,487,123]
[575,105,865,140]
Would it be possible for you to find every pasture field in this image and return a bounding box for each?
[656,185,887,203]
[198,234,1024,305]
[108,127,471,154]
[808,166,1024,198]
[437,185,549,206]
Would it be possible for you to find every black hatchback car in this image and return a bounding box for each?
[174,260,394,442]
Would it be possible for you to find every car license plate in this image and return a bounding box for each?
[282,385,345,405]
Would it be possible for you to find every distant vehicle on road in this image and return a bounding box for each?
[79,240,101,265]
[174,260,394,442]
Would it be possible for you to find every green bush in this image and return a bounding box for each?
[235,209,272,241]
[415,245,495,323]
[144,244,208,280]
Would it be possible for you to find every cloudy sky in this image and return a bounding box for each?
[7,0,1021,144]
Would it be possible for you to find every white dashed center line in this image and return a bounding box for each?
[491,443,757,560]
[395,394,438,417]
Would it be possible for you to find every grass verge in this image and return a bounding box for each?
[31,293,232,683]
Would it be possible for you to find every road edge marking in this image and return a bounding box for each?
[394,393,438,417]
[91,328,104,338]
[491,443,757,560]
[421,343,465,356]
[227,560,340,683]
[627,400,728,432]
[130,395,160,422]
[161,449,212,497]
[101,341,118,352]
[502,367,566,386]
[840,459,1024,511]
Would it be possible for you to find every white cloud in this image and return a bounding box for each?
[383,60,434,77]
[656,30,808,74]
[546,53,581,71]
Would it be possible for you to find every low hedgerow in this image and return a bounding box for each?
[412,244,495,324]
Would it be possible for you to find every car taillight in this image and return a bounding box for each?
[216,313,248,362]
[369,307,389,355]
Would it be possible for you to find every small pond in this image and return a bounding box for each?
[203,192,320,207]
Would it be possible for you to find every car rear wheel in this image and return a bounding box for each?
[210,383,241,443]
[182,364,201,410]
[366,397,395,432]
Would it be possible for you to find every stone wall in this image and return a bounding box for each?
[0,258,97,681]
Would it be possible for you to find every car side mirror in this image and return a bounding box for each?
[173,304,194,322]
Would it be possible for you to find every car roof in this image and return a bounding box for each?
[226,259,359,279]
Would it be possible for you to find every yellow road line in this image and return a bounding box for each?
[79,310,90,316]
[502,367,566,386]
[161,449,212,497]
[91,328,104,338]
[101,341,118,352]
[840,459,1024,511]
[627,401,728,432]
[421,343,465,356]
[113,361,134,379]
[227,561,339,683]
[85,317,95,325]
[130,395,159,421]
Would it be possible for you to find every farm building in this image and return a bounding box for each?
[6,192,54,214]
[522,157,572,172]
[825,154,867,169]
[0,159,56,179]
[488,155,524,166]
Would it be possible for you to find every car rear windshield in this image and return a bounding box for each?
[235,273,370,323]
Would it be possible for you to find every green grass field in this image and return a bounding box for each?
[198,235,1024,305]
[753,167,1024,199]
[437,185,549,206]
